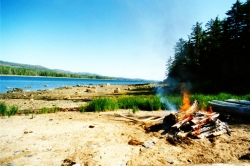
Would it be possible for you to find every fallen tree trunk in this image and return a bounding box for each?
[208,100,250,117]
[225,99,250,106]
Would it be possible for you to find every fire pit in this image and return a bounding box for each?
[163,93,231,143]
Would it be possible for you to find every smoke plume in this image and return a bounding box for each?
[156,86,177,111]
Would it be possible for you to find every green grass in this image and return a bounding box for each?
[24,109,31,116]
[49,106,59,113]
[37,106,59,114]
[80,92,250,112]
[83,97,119,112]
[80,95,163,112]
[1,92,249,115]
[8,105,18,117]
[0,102,8,116]
[0,102,59,117]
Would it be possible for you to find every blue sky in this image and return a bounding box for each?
[1,0,238,80]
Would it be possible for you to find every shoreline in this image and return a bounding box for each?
[0,74,116,80]
[0,75,155,93]
[0,83,156,110]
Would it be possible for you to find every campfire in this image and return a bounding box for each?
[164,92,231,140]
[115,92,232,142]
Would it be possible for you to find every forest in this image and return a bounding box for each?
[165,0,250,94]
[0,65,112,80]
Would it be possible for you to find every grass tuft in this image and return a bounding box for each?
[84,98,118,112]
[0,102,8,116]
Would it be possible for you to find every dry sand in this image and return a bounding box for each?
[0,84,250,166]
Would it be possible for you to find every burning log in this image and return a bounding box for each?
[171,116,193,130]
[164,99,231,141]
[177,100,199,121]
[195,120,230,139]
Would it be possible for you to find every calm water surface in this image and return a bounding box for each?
[0,76,155,93]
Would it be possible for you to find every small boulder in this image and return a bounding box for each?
[114,88,121,93]
[13,88,23,92]
[65,86,73,89]
[86,88,96,93]
[63,95,71,99]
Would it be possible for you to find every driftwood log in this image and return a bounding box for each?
[208,100,250,117]
[225,99,250,106]
[114,113,165,123]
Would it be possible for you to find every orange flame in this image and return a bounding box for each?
[180,92,191,111]
[201,104,213,114]
[207,106,213,113]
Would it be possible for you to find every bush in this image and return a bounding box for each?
[0,102,8,116]
[79,105,86,112]
[8,105,18,117]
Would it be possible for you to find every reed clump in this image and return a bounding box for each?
[79,93,250,112]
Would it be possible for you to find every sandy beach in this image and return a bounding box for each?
[0,84,250,166]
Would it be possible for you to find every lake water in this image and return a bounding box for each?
[0,76,156,93]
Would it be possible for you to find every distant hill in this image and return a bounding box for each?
[0,60,50,71]
[0,60,112,79]
[0,60,99,75]
[0,60,156,81]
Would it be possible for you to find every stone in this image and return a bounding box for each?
[65,86,73,89]
[14,151,20,155]
[166,158,174,164]
[63,95,71,100]
[24,154,33,157]
[13,88,23,92]
[142,142,154,148]
[6,164,14,166]
[114,88,120,93]
[72,164,81,166]
[86,88,96,93]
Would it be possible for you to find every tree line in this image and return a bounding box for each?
[165,0,250,94]
[0,65,113,79]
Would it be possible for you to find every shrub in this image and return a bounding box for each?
[8,105,18,117]
[79,105,86,112]
[0,102,7,116]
